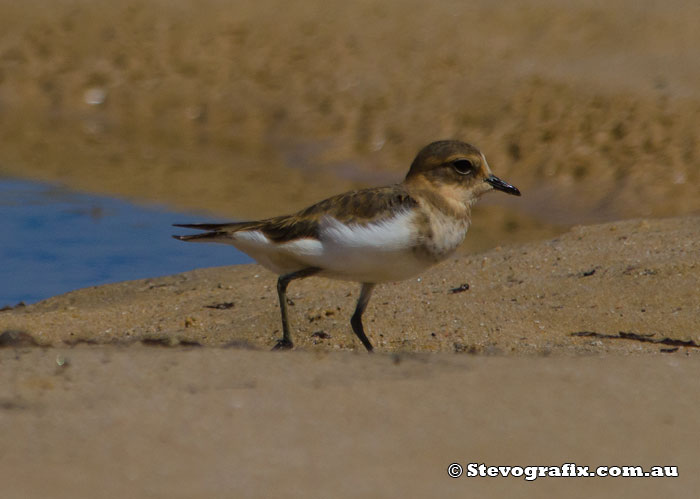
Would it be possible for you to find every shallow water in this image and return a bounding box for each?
[1,178,251,306]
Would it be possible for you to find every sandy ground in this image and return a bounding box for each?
[3,216,699,353]
[2,0,700,496]
[1,350,697,498]
[2,216,699,497]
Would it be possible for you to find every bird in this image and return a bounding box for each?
[173,140,520,352]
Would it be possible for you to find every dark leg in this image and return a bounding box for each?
[273,267,320,350]
[350,283,376,352]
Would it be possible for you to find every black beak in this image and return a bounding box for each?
[485,175,521,196]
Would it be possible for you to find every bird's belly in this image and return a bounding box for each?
[229,211,465,283]
[317,246,432,283]
[236,236,433,282]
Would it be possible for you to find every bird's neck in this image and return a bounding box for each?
[403,178,472,220]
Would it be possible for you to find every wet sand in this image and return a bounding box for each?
[2,0,700,250]
[2,0,700,496]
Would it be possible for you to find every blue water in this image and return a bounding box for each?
[0,178,252,306]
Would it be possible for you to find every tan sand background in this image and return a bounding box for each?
[2,0,700,248]
[1,0,700,497]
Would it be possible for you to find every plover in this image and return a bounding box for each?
[173,140,520,351]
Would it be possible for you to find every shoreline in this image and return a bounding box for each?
[4,215,698,355]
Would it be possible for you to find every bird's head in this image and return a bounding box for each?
[404,140,520,207]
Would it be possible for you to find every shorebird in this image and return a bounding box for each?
[173,140,520,351]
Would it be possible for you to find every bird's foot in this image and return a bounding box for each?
[272,338,293,351]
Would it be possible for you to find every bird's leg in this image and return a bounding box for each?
[350,283,376,352]
[273,267,320,350]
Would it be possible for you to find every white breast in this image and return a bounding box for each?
[228,211,432,282]
[310,211,426,282]
[228,209,464,283]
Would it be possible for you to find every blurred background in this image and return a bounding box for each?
[1,0,699,304]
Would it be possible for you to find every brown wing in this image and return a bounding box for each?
[261,185,418,242]
[173,185,417,243]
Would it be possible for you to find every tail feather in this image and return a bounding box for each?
[173,222,247,230]
[172,221,259,243]
[172,232,228,242]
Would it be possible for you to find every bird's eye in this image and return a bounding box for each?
[452,159,475,175]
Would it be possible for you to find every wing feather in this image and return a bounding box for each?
[173,185,418,243]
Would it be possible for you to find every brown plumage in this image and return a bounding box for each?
[174,186,418,243]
